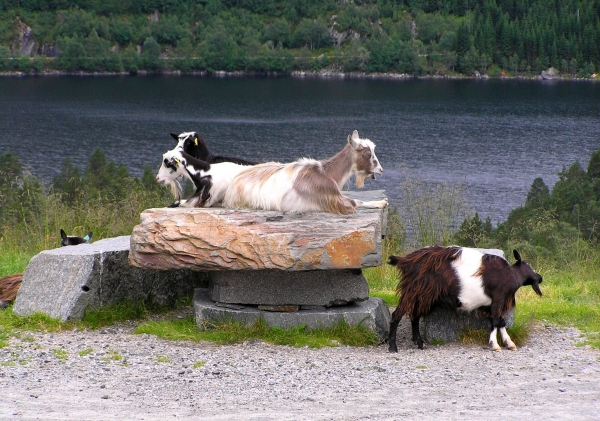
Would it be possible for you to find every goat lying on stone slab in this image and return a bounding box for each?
[157,130,388,214]
[387,246,543,352]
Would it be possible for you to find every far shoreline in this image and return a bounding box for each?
[0,68,598,83]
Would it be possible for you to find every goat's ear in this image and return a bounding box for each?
[170,133,179,141]
[348,130,360,149]
[60,229,67,240]
[513,249,522,263]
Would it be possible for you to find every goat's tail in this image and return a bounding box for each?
[388,255,399,266]
[0,273,23,304]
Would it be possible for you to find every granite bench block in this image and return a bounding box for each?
[13,236,206,321]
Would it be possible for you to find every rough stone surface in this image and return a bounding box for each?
[421,306,515,343]
[193,288,391,340]
[129,191,387,272]
[208,269,369,306]
[13,236,206,321]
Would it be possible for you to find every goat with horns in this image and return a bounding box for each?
[156,130,388,214]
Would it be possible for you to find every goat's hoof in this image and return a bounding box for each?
[507,344,518,351]
[490,342,502,352]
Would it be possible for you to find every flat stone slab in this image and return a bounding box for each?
[193,288,391,340]
[129,191,387,272]
[13,236,206,321]
[208,269,369,307]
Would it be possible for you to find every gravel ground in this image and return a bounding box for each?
[1,314,599,421]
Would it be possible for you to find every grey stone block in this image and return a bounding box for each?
[13,236,206,321]
[194,288,391,340]
[209,269,369,307]
[421,306,515,343]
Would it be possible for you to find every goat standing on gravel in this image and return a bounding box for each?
[387,246,543,352]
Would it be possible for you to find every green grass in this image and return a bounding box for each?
[0,307,74,347]
[134,317,379,348]
[513,264,600,348]
[78,348,94,357]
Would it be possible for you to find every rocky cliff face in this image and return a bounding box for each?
[13,18,35,56]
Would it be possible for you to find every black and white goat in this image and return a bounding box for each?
[156,150,248,208]
[60,229,92,246]
[171,131,258,165]
[387,246,543,352]
[157,130,387,214]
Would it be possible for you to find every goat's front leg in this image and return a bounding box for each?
[489,316,512,351]
[353,199,388,209]
[411,314,424,350]
[500,327,517,350]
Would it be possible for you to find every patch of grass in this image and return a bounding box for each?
[156,355,171,363]
[459,322,530,348]
[78,348,93,357]
[106,349,122,361]
[51,348,69,360]
[134,316,379,348]
[80,301,152,330]
[80,297,192,330]
[416,365,427,369]
[513,263,600,348]
[0,307,73,348]
[193,361,206,369]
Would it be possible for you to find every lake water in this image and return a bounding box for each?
[1,76,598,224]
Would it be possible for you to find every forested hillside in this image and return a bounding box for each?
[0,0,598,76]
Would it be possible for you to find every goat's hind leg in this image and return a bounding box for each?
[411,315,424,350]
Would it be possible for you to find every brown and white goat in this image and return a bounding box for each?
[387,246,543,352]
[222,130,387,214]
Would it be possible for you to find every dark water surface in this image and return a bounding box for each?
[1,76,598,223]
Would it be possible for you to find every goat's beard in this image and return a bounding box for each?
[166,178,184,201]
[355,173,367,188]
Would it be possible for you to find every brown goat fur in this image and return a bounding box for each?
[0,273,23,308]
[387,246,543,352]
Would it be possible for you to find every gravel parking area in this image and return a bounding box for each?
[1,318,599,420]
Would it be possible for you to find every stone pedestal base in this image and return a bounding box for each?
[208,269,369,307]
[193,288,391,340]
